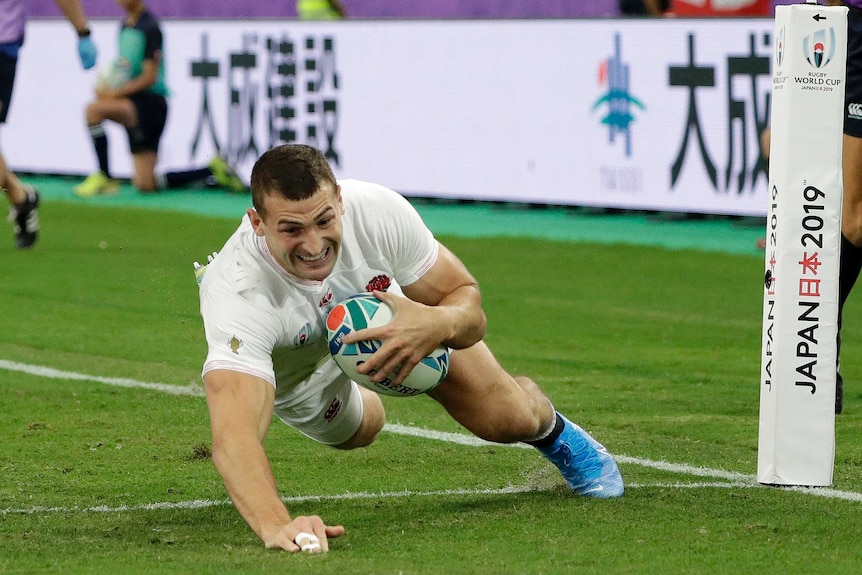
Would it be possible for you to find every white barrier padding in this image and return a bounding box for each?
[757,3,847,486]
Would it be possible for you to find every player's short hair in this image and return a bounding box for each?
[250,144,337,216]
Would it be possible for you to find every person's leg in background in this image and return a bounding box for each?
[0,47,39,249]
[835,8,862,414]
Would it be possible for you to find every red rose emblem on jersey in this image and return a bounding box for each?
[366,275,391,292]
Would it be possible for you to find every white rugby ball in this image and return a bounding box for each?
[326,293,449,397]
[95,59,131,90]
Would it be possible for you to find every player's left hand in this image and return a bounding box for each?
[346,290,447,387]
[78,36,97,70]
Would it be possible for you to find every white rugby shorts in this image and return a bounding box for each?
[272,357,365,446]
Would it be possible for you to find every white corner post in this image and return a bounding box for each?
[758,2,848,486]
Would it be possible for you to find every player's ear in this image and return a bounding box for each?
[248,207,265,236]
[336,185,344,214]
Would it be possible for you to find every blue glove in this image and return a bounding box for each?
[77,36,97,70]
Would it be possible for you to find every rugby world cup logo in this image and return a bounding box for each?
[803,27,837,69]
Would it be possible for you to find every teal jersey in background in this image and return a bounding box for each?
[118,10,168,97]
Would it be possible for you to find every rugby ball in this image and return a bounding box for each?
[326,293,449,396]
[95,59,131,91]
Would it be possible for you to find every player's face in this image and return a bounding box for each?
[249,184,344,282]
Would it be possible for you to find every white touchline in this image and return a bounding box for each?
[1,487,530,516]
[0,360,205,397]
[5,482,862,516]
[2,359,860,505]
[382,424,755,482]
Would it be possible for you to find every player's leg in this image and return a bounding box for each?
[839,134,862,414]
[0,147,39,249]
[0,146,24,203]
[273,361,386,450]
[430,344,553,442]
[334,386,385,450]
[0,50,39,248]
[131,150,158,192]
[74,98,138,196]
[205,155,247,192]
[129,93,166,192]
[126,92,228,193]
[429,341,623,497]
[160,158,246,193]
[0,48,20,203]
[836,14,862,414]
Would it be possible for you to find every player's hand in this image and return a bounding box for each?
[78,37,97,70]
[261,515,345,553]
[347,290,446,387]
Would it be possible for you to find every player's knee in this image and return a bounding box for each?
[334,418,382,450]
[85,103,104,124]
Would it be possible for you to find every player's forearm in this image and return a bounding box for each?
[436,285,487,349]
[54,0,90,36]
[212,435,291,541]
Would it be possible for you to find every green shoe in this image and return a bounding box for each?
[209,156,246,193]
[74,172,119,197]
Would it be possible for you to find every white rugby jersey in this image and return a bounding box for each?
[198,179,439,396]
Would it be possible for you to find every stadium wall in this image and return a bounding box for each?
[11,17,774,216]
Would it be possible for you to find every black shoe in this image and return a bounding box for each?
[836,371,844,415]
[9,185,40,249]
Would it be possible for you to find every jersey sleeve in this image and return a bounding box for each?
[199,284,281,386]
[143,20,163,61]
[346,181,439,287]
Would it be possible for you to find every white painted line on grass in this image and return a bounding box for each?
[3,359,860,504]
[0,360,205,397]
[630,482,862,501]
[383,423,754,482]
[1,486,534,516]
[9,481,862,516]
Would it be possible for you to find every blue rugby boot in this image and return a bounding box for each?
[535,413,624,498]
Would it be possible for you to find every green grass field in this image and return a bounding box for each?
[1,193,861,574]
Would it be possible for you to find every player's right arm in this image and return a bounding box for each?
[53,0,97,69]
[203,368,345,551]
[53,0,90,36]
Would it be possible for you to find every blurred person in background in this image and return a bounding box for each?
[74,0,244,198]
[619,0,670,16]
[1,0,97,249]
[297,0,346,20]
